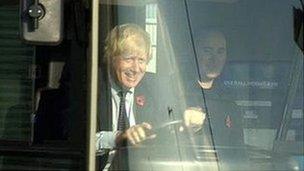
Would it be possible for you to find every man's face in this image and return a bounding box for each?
[112,36,148,89]
[199,32,227,79]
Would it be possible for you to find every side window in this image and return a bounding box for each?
[0,1,88,170]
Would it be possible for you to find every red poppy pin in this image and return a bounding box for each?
[136,95,145,107]
[225,115,232,128]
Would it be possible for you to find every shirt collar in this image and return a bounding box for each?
[109,77,134,98]
[111,87,134,97]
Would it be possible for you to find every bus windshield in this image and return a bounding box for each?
[0,0,302,170]
[97,0,303,170]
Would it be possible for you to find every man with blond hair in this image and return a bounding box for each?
[96,24,204,170]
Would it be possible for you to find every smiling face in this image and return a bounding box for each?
[112,36,148,89]
[198,31,227,81]
[105,24,151,89]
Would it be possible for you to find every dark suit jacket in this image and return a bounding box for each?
[96,66,159,170]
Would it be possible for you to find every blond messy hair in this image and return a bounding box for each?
[104,23,152,65]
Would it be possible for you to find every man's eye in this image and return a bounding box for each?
[124,58,133,63]
[217,48,226,54]
[138,58,146,64]
[202,47,212,54]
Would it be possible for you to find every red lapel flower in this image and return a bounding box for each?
[136,95,145,107]
[225,115,232,128]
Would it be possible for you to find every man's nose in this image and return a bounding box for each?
[210,51,217,58]
[131,60,140,72]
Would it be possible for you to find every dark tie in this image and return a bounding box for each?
[117,91,130,131]
[115,91,130,170]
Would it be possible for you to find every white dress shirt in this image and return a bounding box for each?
[96,87,135,153]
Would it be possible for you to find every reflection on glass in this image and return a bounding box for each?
[197,30,227,90]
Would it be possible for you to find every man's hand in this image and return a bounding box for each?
[116,122,155,146]
[184,107,206,131]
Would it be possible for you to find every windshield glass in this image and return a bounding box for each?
[97,0,303,170]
